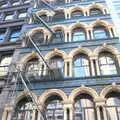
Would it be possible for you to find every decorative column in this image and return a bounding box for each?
[94,57,100,76]
[2,105,13,120]
[63,102,74,120]
[94,98,107,120]
[69,58,73,77]
[89,56,95,76]
[108,27,113,38]
[65,31,68,42]
[32,109,37,120]
[86,28,90,40]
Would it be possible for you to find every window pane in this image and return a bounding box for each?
[18,12,27,18]
[73,30,86,41]
[10,29,21,42]
[99,54,117,75]
[73,56,90,77]
[0,32,5,43]
[90,8,103,16]
[5,14,13,20]
[0,56,12,76]
[94,29,107,39]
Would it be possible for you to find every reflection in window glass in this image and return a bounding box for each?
[5,14,13,20]
[72,28,86,41]
[106,93,120,120]
[99,53,117,75]
[74,94,95,120]
[12,1,20,6]
[50,56,64,75]
[18,12,27,18]
[53,30,64,43]
[72,10,84,18]
[45,96,64,120]
[73,55,90,77]
[0,56,12,76]
[10,28,21,42]
[93,27,109,39]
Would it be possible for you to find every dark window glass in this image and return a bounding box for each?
[93,26,109,39]
[53,30,64,43]
[32,31,44,44]
[72,28,86,41]
[52,11,64,21]
[5,13,13,20]
[99,53,117,75]
[39,14,48,21]
[73,55,90,77]
[71,10,84,18]
[0,29,6,43]
[50,56,64,74]
[90,8,103,16]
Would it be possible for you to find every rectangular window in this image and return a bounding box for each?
[12,1,20,6]
[5,13,13,20]
[18,12,27,18]
[10,26,21,42]
[0,29,6,43]
[0,2,8,8]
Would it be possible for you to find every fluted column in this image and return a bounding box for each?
[86,28,90,40]
[32,109,36,120]
[68,31,72,42]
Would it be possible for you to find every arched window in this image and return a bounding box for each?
[52,11,65,21]
[0,55,12,76]
[53,29,64,43]
[90,8,103,16]
[73,54,91,77]
[99,52,118,75]
[74,94,96,120]
[72,28,86,41]
[49,55,64,76]
[71,10,84,18]
[32,31,44,44]
[25,58,42,78]
[93,26,110,39]
[13,97,33,120]
[45,95,64,120]
[106,91,120,120]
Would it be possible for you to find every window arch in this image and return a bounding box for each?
[93,25,110,39]
[73,54,91,77]
[74,93,96,120]
[72,27,87,42]
[52,11,65,21]
[13,97,33,120]
[39,14,48,22]
[25,58,44,78]
[49,55,64,76]
[53,29,65,43]
[32,30,44,44]
[90,8,103,16]
[71,10,84,18]
[98,52,118,75]
[45,95,64,120]
[106,91,120,120]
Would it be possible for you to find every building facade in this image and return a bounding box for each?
[0,0,120,120]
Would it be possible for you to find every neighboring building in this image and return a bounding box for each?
[0,0,120,120]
